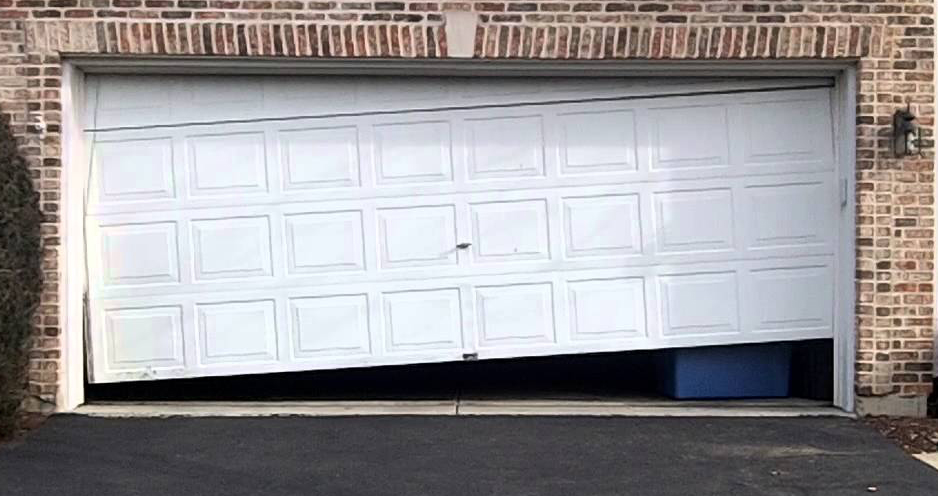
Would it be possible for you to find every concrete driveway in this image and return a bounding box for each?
[1,415,936,496]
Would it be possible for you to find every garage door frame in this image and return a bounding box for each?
[58,58,857,413]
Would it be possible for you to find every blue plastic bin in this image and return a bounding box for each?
[656,343,793,399]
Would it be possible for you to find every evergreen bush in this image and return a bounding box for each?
[0,113,43,439]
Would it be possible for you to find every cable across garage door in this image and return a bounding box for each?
[82,75,841,383]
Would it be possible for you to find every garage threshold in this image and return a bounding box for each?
[72,398,850,418]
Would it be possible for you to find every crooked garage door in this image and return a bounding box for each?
[83,76,841,383]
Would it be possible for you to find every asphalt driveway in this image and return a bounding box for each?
[1,415,936,495]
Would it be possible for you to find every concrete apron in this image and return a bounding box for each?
[72,398,851,418]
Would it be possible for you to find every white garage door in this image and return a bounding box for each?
[83,75,841,383]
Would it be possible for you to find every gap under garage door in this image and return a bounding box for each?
[82,75,841,383]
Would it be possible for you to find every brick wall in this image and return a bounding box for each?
[0,0,934,414]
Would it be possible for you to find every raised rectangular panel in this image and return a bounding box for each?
[746,182,832,249]
[659,272,739,336]
[280,127,360,189]
[104,306,184,370]
[743,99,829,167]
[382,289,462,352]
[467,115,545,179]
[100,222,179,286]
[749,265,833,333]
[94,138,175,203]
[470,200,550,263]
[559,110,637,173]
[197,300,278,364]
[378,205,457,268]
[651,105,730,170]
[654,189,734,253]
[569,278,646,340]
[192,217,272,280]
[290,294,370,357]
[562,195,642,258]
[187,132,268,196]
[285,211,365,274]
[476,283,555,346]
[373,121,453,184]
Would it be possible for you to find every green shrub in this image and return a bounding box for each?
[0,113,43,439]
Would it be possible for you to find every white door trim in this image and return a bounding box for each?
[59,59,858,412]
[832,67,858,413]
[60,61,88,411]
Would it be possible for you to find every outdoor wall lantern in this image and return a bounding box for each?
[893,105,923,157]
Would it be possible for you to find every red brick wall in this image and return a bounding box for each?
[0,0,934,413]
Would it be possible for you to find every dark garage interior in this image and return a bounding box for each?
[86,339,835,403]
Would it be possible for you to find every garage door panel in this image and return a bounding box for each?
[659,271,741,338]
[284,211,366,275]
[381,288,464,353]
[97,222,181,287]
[89,76,830,130]
[744,264,834,335]
[568,277,647,341]
[279,126,362,190]
[91,75,172,128]
[187,132,270,197]
[191,216,274,281]
[88,254,835,382]
[271,77,362,108]
[377,205,459,269]
[465,114,546,180]
[741,96,834,171]
[88,129,181,214]
[743,179,836,250]
[653,188,736,254]
[196,299,279,366]
[290,294,372,359]
[87,175,837,302]
[181,78,265,120]
[475,283,558,348]
[103,306,185,371]
[469,200,551,263]
[561,194,643,259]
[558,108,638,174]
[373,120,454,185]
[649,104,731,171]
[86,92,835,217]
[85,80,841,383]
[93,137,176,203]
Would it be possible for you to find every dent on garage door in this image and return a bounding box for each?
[82,76,839,383]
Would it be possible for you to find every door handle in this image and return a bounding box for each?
[456,242,472,249]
